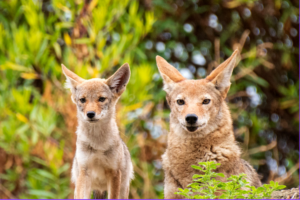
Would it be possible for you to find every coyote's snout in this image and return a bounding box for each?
[62,64,133,199]
[156,50,261,199]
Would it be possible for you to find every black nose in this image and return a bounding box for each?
[185,114,198,124]
[87,111,95,119]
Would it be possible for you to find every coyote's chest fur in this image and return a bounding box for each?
[76,138,118,186]
[76,141,118,189]
[72,121,132,192]
[162,117,241,188]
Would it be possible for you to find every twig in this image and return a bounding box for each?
[291,192,297,199]
[273,146,279,175]
[248,140,277,155]
[238,30,250,52]
[214,38,220,65]
[133,165,146,179]
[130,187,141,199]
[234,126,250,151]
[234,67,255,81]
[227,91,249,100]
[257,42,273,49]
[249,159,266,165]
[274,162,299,184]
[0,183,16,199]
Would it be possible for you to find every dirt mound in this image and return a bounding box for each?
[271,187,299,199]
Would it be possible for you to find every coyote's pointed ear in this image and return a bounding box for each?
[206,50,239,98]
[106,63,131,95]
[61,64,85,94]
[156,55,185,93]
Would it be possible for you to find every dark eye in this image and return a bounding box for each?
[98,97,106,102]
[80,98,86,103]
[177,99,185,105]
[203,99,210,104]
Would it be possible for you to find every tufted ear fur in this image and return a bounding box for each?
[156,55,185,93]
[206,49,239,98]
[106,63,131,95]
[61,64,85,90]
[61,64,85,102]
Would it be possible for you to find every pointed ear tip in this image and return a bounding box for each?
[156,56,166,69]
[156,55,163,61]
[233,49,239,56]
[61,64,67,74]
[121,63,130,72]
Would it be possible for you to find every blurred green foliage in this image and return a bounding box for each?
[0,0,298,199]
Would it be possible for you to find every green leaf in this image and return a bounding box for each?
[192,174,203,179]
[28,190,56,198]
[191,165,204,171]
[215,173,225,177]
[277,185,286,190]
[36,169,56,181]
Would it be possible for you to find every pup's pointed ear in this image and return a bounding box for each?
[61,64,85,93]
[156,55,185,93]
[106,63,131,95]
[206,50,239,98]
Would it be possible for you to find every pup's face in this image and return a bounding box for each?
[156,50,238,136]
[62,64,130,123]
[73,79,113,122]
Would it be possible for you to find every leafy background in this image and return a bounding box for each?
[0,0,298,198]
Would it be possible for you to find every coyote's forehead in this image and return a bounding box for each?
[76,79,111,97]
[171,79,218,98]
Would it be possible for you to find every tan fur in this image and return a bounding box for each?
[62,64,134,199]
[107,169,121,199]
[156,50,261,199]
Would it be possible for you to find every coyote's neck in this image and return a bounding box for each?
[76,114,119,146]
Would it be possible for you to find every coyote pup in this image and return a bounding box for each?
[156,50,261,199]
[62,64,134,199]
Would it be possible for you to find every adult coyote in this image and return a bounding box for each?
[156,50,261,199]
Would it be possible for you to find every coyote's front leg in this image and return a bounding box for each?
[74,168,92,199]
[164,170,184,199]
[107,170,121,199]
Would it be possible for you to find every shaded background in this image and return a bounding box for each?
[0,0,298,198]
